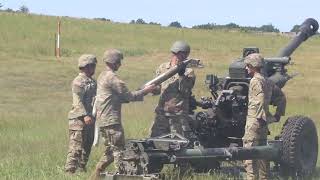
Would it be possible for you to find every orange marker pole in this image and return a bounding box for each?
[56,18,61,58]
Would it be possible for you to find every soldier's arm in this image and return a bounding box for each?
[111,75,145,103]
[179,69,196,92]
[251,80,267,121]
[151,66,162,95]
[271,85,286,116]
[70,81,88,118]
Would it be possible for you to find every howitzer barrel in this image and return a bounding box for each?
[278,18,319,57]
[173,142,281,162]
[120,140,282,175]
[139,141,282,165]
[143,59,191,87]
[264,57,291,64]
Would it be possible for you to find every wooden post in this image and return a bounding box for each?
[56,18,61,58]
[54,33,57,57]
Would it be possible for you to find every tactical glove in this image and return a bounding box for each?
[274,114,281,122]
[178,63,187,76]
[258,118,267,127]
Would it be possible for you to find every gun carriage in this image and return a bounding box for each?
[103,18,319,180]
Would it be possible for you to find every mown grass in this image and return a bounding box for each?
[1,12,320,179]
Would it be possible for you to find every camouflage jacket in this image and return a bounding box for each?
[154,62,196,116]
[247,72,286,124]
[68,73,97,129]
[95,66,145,127]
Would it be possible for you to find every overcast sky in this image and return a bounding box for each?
[2,0,320,32]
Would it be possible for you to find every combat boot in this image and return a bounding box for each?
[65,168,76,174]
[78,166,87,172]
[90,168,103,180]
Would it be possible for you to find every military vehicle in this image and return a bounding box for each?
[103,18,319,180]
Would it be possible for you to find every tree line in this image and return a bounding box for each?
[0,3,307,33]
[0,3,29,13]
[192,22,281,33]
[127,18,305,33]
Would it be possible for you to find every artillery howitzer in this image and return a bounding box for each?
[103,18,319,180]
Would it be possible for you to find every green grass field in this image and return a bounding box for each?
[1,12,320,179]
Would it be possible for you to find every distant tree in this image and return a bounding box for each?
[0,3,3,9]
[136,18,146,24]
[290,25,300,33]
[169,21,182,28]
[5,8,14,12]
[94,17,107,21]
[259,24,279,32]
[242,26,260,32]
[192,23,216,30]
[240,27,249,32]
[192,22,282,33]
[130,20,136,24]
[19,5,29,13]
[225,23,240,29]
[149,22,161,26]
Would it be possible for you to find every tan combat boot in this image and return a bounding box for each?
[90,168,102,180]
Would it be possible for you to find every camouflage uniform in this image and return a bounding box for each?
[95,66,146,172]
[150,62,196,138]
[65,72,97,172]
[243,70,286,179]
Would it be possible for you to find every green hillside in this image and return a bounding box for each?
[1,12,320,179]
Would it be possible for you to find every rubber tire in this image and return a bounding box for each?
[279,116,318,177]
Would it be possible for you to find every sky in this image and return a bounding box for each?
[1,0,320,32]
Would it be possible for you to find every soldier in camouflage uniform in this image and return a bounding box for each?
[243,53,286,180]
[93,49,155,176]
[65,54,97,174]
[149,41,196,139]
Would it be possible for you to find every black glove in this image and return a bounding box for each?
[258,118,267,127]
[178,63,187,76]
[274,114,281,122]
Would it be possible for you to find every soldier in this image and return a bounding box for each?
[149,41,196,139]
[93,49,155,177]
[243,53,286,180]
[65,54,97,174]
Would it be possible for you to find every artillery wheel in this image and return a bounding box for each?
[279,116,318,177]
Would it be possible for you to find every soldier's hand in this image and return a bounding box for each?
[166,105,181,113]
[84,115,93,125]
[151,85,161,95]
[274,114,281,122]
[142,84,157,94]
[178,63,187,76]
[165,100,182,113]
[257,118,267,127]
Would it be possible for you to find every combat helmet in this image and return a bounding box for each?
[78,54,97,68]
[244,53,264,68]
[170,41,190,54]
[103,49,123,64]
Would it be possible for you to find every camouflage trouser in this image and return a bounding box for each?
[150,113,194,139]
[95,124,125,172]
[65,122,94,172]
[243,117,269,180]
[150,113,170,137]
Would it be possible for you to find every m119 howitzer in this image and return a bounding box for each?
[102,19,319,180]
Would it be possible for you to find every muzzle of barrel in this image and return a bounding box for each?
[278,18,319,57]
